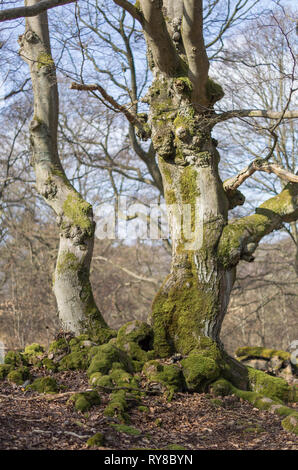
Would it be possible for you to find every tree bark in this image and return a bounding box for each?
[18,1,108,335]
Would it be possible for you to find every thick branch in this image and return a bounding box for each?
[182,0,209,109]
[224,159,298,193]
[0,0,75,22]
[218,183,298,268]
[139,0,180,75]
[215,109,298,123]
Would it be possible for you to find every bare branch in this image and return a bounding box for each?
[224,158,298,193]
[215,109,298,123]
[0,0,76,23]
[70,82,149,138]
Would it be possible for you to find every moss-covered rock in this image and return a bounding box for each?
[104,389,129,422]
[209,378,233,397]
[0,364,13,380]
[86,432,105,448]
[110,423,141,436]
[69,391,101,412]
[247,367,290,402]
[89,373,113,388]
[48,338,69,355]
[58,350,90,371]
[42,358,58,372]
[23,343,45,366]
[4,350,27,368]
[235,346,290,362]
[7,366,30,385]
[87,343,134,377]
[26,376,59,394]
[116,321,154,363]
[142,360,184,400]
[181,351,220,392]
[164,444,187,450]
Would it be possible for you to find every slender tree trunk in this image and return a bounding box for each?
[18,2,108,335]
[147,75,234,357]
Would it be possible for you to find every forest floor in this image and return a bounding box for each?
[0,370,297,450]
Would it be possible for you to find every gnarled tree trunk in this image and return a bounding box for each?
[18,1,108,336]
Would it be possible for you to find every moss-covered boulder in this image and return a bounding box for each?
[42,358,58,372]
[26,376,59,394]
[87,343,134,377]
[142,360,184,399]
[0,364,13,380]
[247,367,291,402]
[7,366,30,385]
[86,432,105,448]
[104,389,129,422]
[281,414,298,435]
[23,343,45,365]
[181,351,220,391]
[48,338,69,355]
[69,391,101,412]
[4,350,27,368]
[58,350,90,371]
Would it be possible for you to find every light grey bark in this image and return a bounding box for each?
[18,0,108,335]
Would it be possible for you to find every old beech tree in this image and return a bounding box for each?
[1,0,297,388]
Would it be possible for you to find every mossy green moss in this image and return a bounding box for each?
[4,351,27,367]
[42,358,57,372]
[111,423,141,436]
[26,376,58,394]
[210,378,233,397]
[0,364,13,380]
[138,405,149,413]
[63,192,93,236]
[165,444,187,450]
[57,252,81,276]
[37,52,54,70]
[58,350,90,371]
[90,373,113,388]
[181,351,220,392]
[7,367,30,385]
[142,360,184,400]
[87,343,134,377]
[281,414,298,435]
[235,346,290,362]
[86,432,105,448]
[104,389,129,422]
[69,391,101,412]
[247,367,290,402]
[116,320,154,364]
[23,343,44,366]
[152,281,217,357]
[48,338,69,354]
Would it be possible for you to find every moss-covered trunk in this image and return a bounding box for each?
[147,75,234,357]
